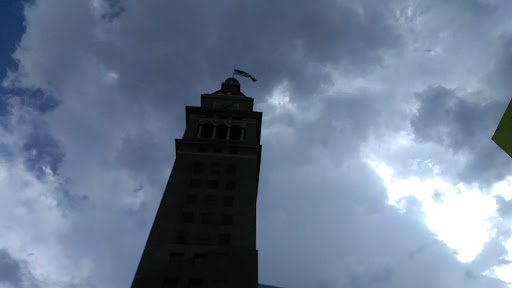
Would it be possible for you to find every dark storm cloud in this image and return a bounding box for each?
[0,249,40,288]
[4,0,404,192]
[485,34,512,98]
[113,131,171,182]
[410,85,511,189]
[15,88,58,113]
[100,0,125,22]
[0,249,22,287]
[459,143,512,190]
[92,1,402,114]
[411,86,493,151]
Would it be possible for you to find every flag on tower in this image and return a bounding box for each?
[234,69,257,82]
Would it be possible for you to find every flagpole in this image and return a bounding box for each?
[232,68,235,78]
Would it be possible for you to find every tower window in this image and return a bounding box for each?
[168,252,184,264]
[186,194,197,205]
[176,232,188,244]
[181,212,194,224]
[196,232,210,244]
[193,161,204,174]
[188,279,203,288]
[216,124,228,139]
[213,280,229,288]
[189,178,200,189]
[225,181,236,191]
[221,214,233,225]
[204,195,216,206]
[214,146,223,153]
[228,147,238,154]
[209,162,221,175]
[223,196,234,207]
[226,164,236,176]
[218,233,231,246]
[193,253,207,265]
[208,180,218,189]
[162,278,179,288]
[200,123,214,138]
[200,212,213,224]
[230,125,242,140]
[198,145,208,152]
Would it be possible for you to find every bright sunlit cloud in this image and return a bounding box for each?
[267,81,296,116]
[491,177,512,201]
[494,238,512,283]
[483,237,512,284]
[367,160,497,263]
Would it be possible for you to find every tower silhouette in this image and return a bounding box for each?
[131,77,262,287]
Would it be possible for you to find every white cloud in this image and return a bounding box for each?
[267,81,296,115]
[367,157,500,263]
[366,155,512,283]
[484,238,512,284]
[0,131,88,287]
[492,178,512,201]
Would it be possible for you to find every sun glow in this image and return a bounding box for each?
[367,160,496,262]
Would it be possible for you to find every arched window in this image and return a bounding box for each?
[200,123,214,138]
[216,124,228,139]
[230,125,242,140]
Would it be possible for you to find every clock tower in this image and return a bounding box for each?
[131,77,262,288]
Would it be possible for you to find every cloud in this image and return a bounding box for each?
[410,85,511,189]
[2,0,512,287]
[0,249,23,287]
[496,195,512,219]
[484,34,512,99]
[0,248,44,288]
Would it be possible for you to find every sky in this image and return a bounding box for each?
[2,0,512,287]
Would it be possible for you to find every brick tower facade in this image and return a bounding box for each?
[131,77,262,288]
